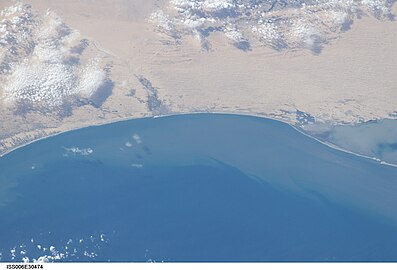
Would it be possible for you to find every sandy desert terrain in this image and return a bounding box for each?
[0,0,396,155]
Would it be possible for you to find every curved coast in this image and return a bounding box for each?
[1,113,397,261]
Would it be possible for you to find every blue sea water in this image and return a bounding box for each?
[308,119,397,165]
[0,114,397,262]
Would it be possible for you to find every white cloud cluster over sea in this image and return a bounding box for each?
[0,233,109,262]
[125,141,133,147]
[150,0,395,52]
[131,163,144,168]
[132,133,143,144]
[63,146,94,156]
[0,3,109,113]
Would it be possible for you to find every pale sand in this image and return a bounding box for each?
[27,0,397,123]
[1,0,396,156]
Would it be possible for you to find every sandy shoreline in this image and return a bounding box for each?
[10,0,397,125]
[1,1,396,166]
[2,111,396,170]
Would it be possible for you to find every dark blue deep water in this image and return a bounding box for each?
[0,114,397,262]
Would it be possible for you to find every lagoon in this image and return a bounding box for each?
[0,114,397,262]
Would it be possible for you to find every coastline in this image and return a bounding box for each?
[1,111,396,169]
[1,1,397,165]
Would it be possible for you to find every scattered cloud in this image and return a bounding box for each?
[132,134,143,144]
[0,3,111,115]
[0,233,110,262]
[130,163,144,168]
[63,146,94,156]
[150,0,395,53]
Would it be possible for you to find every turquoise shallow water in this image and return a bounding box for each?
[0,114,397,262]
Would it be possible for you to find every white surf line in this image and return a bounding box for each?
[380,161,397,168]
[292,126,397,168]
[0,112,154,159]
[2,111,396,169]
[153,111,397,169]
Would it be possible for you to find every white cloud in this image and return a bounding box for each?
[63,146,94,156]
[132,133,143,144]
[149,10,176,32]
[150,0,395,52]
[75,60,107,98]
[131,163,144,168]
[224,26,245,43]
[4,61,76,107]
[2,232,110,262]
[0,3,110,110]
